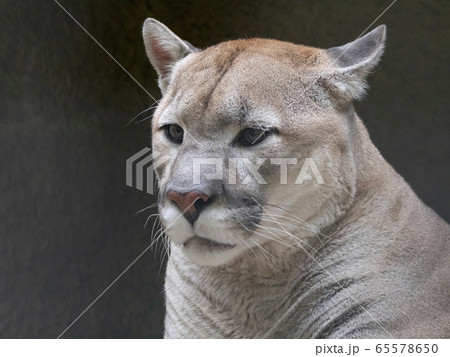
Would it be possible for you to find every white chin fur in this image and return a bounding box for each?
[182,244,243,266]
[161,205,246,266]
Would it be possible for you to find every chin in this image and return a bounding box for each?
[175,236,244,266]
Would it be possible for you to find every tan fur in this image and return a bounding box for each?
[143,19,450,338]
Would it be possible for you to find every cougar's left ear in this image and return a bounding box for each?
[143,18,199,93]
[322,25,386,102]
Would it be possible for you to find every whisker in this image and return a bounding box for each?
[254,199,331,261]
[134,203,158,216]
[144,213,160,229]
[124,102,159,128]
[151,215,160,240]
[239,222,274,263]
[250,227,297,250]
[152,224,164,259]
[258,212,325,248]
[134,113,155,125]
[262,205,329,246]
[254,220,323,257]
[231,226,253,261]
[248,236,277,263]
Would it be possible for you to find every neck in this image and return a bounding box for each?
[351,112,392,191]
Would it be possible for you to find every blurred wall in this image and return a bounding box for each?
[0,0,448,338]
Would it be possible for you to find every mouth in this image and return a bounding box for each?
[182,235,236,251]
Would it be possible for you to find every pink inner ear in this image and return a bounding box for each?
[150,37,173,76]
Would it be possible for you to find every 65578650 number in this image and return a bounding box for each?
[375,344,438,354]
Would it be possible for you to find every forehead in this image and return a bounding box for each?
[157,39,325,128]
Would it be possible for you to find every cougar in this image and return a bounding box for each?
[141,18,450,338]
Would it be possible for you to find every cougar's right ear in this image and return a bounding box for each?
[143,18,199,93]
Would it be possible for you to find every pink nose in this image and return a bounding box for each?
[167,190,209,213]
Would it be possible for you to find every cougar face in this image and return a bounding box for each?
[144,19,384,266]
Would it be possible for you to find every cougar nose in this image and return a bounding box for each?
[167,190,210,224]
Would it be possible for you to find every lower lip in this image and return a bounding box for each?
[182,236,236,251]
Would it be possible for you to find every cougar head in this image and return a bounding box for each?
[142,18,385,266]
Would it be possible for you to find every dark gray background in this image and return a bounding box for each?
[0,0,448,338]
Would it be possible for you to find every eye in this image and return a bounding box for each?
[238,128,269,146]
[164,124,184,144]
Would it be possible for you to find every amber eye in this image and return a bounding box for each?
[239,128,268,146]
[164,124,184,144]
